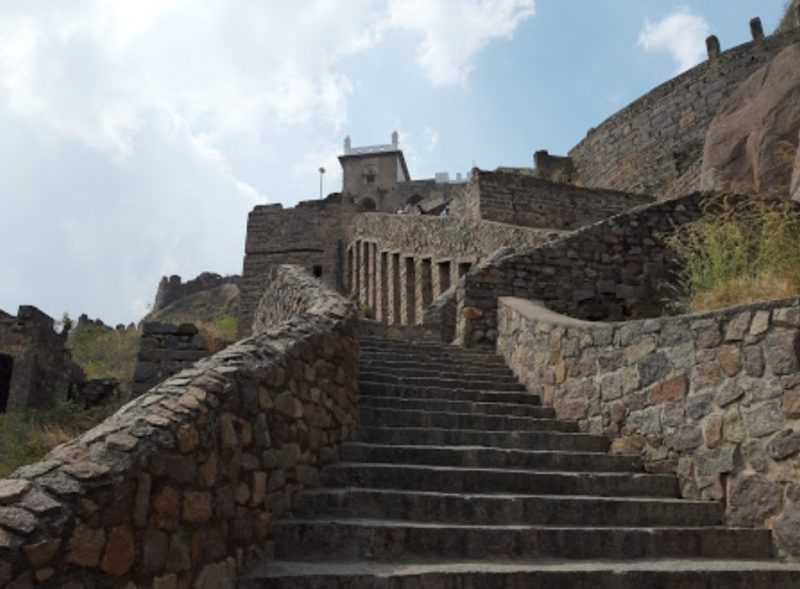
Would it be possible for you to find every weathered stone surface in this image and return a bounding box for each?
[22,539,60,567]
[743,401,786,438]
[143,527,169,573]
[67,524,106,567]
[784,386,800,417]
[671,425,703,451]
[728,475,783,526]
[0,481,31,505]
[767,428,800,460]
[764,329,800,375]
[0,507,37,535]
[193,557,236,589]
[704,415,723,448]
[182,492,213,523]
[715,380,744,408]
[101,526,135,576]
[153,486,181,531]
[701,44,800,197]
[650,374,687,405]
[718,345,741,377]
[775,502,800,556]
[743,345,765,377]
[694,445,736,476]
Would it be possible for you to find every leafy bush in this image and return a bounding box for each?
[666,197,800,312]
[0,401,120,477]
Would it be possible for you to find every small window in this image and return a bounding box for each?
[312,265,323,278]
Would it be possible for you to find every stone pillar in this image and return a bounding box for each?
[401,256,417,325]
[417,258,433,322]
[377,251,389,322]
[750,17,764,40]
[361,242,370,310]
[706,35,721,59]
[354,241,362,304]
[370,243,378,314]
[388,253,402,325]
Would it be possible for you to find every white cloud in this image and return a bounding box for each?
[0,1,534,323]
[638,7,710,74]
[387,0,535,85]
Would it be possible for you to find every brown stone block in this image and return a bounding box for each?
[152,486,181,531]
[23,538,61,567]
[783,386,800,417]
[718,344,741,376]
[100,525,135,576]
[650,374,687,404]
[611,436,643,454]
[182,492,213,523]
[67,524,105,567]
[704,416,723,449]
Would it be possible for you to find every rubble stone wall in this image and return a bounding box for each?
[455,193,716,347]
[569,29,800,197]
[452,170,653,230]
[132,323,211,397]
[497,296,800,559]
[0,265,358,588]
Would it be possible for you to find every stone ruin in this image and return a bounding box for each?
[0,12,799,589]
[0,306,83,413]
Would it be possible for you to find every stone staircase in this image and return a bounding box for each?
[246,337,800,587]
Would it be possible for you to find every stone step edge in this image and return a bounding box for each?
[298,486,718,507]
[358,396,551,411]
[341,441,631,458]
[359,426,606,439]
[359,406,569,424]
[326,462,675,480]
[246,558,800,579]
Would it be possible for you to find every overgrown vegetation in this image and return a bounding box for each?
[196,315,238,353]
[666,197,800,313]
[69,320,141,382]
[0,401,120,477]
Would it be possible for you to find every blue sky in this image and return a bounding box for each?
[0,1,787,325]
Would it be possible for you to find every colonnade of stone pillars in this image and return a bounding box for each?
[347,240,475,325]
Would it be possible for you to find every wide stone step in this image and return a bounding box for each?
[361,382,540,403]
[360,426,608,452]
[359,367,518,382]
[359,395,554,417]
[360,350,507,365]
[323,463,678,497]
[359,407,578,432]
[270,519,772,561]
[360,377,526,392]
[293,487,724,526]
[360,338,494,353]
[340,442,641,472]
[245,559,800,589]
[360,357,508,371]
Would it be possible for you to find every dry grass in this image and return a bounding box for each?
[0,401,121,477]
[667,197,800,312]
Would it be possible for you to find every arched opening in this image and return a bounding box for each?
[0,355,13,413]
[360,197,377,212]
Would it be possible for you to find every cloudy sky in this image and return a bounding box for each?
[0,0,786,325]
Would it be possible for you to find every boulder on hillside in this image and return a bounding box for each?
[700,44,800,198]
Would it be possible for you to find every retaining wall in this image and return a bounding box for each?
[498,296,800,558]
[569,30,800,197]
[455,192,718,347]
[0,265,358,587]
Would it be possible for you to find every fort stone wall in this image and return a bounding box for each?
[0,266,358,588]
[132,323,211,397]
[0,306,82,413]
[452,169,653,230]
[569,29,800,197]
[498,295,800,558]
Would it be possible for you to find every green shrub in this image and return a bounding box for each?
[666,197,800,312]
[70,323,141,382]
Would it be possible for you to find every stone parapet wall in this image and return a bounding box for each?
[152,274,239,316]
[497,296,800,558]
[456,192,717,347]
[569,30,800,197]
[347,213,559,333]
[0,265,358,587]
[454,170,653,230]
[132,323,211,397]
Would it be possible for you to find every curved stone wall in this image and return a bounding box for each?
[0,266,358,587]
[455,192,721,347]
[497,296,800,558]
[569,30,800,197]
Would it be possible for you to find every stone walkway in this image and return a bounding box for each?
[246,337,800,588]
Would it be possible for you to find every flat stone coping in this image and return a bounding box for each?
[498,297,594,327]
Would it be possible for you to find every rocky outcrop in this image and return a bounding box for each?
[792,129,800,200]
[151,272,239,316]
[777,0,800,33]
[700,44,800,197]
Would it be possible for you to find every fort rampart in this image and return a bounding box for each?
[452,170,653,230]
[569,30,800,197]
[0,266,358,588]
[497,296,800,558]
